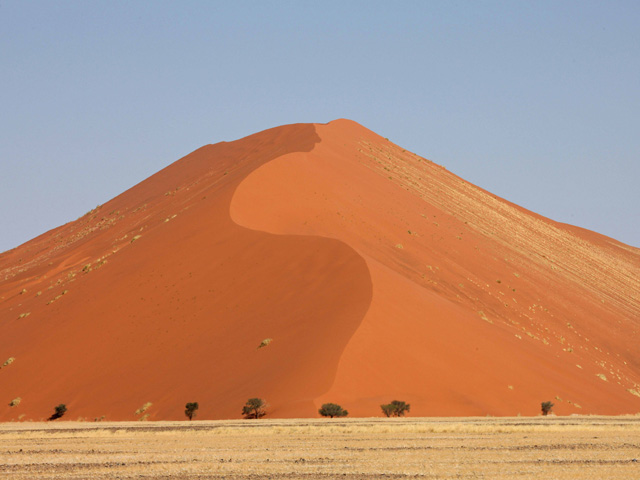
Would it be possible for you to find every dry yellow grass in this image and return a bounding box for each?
[1,416,639,479]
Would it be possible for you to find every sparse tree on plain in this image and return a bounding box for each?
[242,398,267,419]
[381,400,411,417]
[185,402,199,420]
[381,403,395,417]
[49,403,67,421]
[541,401,554,416]
[318,403,349,418]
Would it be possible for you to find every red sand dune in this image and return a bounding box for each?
[1,119,639,421]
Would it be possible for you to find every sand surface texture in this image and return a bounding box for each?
[1,119,639,421]
[1,417,639,479]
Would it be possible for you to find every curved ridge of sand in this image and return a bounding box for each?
[1,119,639,421]
[0,123,372,421]
[231,119,640,416]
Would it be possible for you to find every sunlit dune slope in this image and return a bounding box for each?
[1,119,639,421]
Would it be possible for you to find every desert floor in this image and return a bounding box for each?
[1,416,639,479]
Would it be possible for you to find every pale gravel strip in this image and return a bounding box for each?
[1,417,639,479]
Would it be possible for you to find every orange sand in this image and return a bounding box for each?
[1,120,639,421]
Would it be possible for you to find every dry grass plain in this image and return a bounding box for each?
[1,416,639,479]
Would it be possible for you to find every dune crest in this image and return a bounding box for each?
[1,120,639,420]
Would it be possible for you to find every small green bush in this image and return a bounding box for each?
[185,402,199,420]
[381,400,411,417]
[242,398,267,419]
[318,403,348,418]
[49,403,67,420]
[541,401,554,416]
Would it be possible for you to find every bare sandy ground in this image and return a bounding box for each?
[1,416,639,479]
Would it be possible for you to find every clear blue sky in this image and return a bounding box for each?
[2,0,639,252]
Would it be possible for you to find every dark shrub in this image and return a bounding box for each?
[185,402,199,420]
[49,403,67,421]
[242,398,267,419]
[381,400,411,417]
[319,403,348,418]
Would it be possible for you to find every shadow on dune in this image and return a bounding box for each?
[0,123,374,420]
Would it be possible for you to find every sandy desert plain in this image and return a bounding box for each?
[1,416,639,479]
